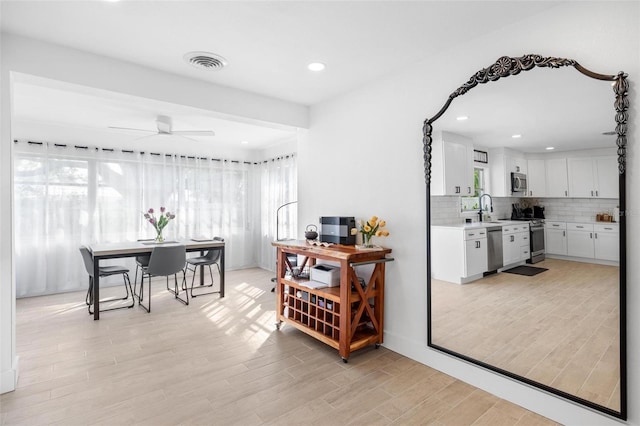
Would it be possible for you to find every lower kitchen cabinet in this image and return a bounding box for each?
[465,233,488,277]
[432,226,487,284]
[545,221,567,255]
[546,221,619,263]
[567,223,595,259]
[594,223,619,261]
[502,224,529,266]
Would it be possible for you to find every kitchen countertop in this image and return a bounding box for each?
[432,220,527,230]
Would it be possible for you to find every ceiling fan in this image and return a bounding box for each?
[108,115,215,140]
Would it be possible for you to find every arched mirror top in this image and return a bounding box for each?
[423,54,629,183]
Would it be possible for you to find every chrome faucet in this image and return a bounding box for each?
[478,193,493,222]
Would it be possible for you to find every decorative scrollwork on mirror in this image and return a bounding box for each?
[423,54,627,420]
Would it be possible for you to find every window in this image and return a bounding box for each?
[460,167,486,212]
[13,143,297,297]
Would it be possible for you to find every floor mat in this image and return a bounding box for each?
[502,265,548,276]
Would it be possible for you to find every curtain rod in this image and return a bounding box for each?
[15,139,295,165]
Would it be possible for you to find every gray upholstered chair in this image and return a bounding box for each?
[137,244,187,312]
[185,237,224,298]
[79,246,134,315]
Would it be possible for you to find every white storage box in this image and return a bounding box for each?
[310,264,340,287]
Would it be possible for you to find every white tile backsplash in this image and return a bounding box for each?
[430,196,519,225]
[540,198,619,223]
[430,196,620,225]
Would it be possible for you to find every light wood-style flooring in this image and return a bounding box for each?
[1,268,558,425]
[432,258,620,411]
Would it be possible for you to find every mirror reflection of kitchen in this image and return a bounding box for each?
[429,67,620,411]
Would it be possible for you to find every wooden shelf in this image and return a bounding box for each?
[273,240,392,362]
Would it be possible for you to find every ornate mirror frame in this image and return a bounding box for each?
[423,54,628,420]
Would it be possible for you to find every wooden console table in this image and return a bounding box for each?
[272,240,393,362]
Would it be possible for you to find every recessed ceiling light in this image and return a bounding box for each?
[456,116,468,121]
[512,134,522,139]
[546,146,555,150]
[241,140,249,145]
[307,62,326,72]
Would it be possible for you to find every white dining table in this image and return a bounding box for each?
[88,239,225,320]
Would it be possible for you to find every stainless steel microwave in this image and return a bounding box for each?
[511,172,528,194]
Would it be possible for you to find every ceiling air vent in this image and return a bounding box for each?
[183,51,228,71]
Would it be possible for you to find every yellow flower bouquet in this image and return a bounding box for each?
[351,215,390,247]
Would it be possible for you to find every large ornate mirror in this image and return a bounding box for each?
[424,55,627,419]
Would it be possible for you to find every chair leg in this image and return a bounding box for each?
[190,263,220,298]
[87,277,94,314]
[88,273,134,315]
[167,270,189,306]
[138,273,151,313]
[86,277,93,305]
[124,272,135,308]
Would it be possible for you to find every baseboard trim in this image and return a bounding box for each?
[0,355,19,394]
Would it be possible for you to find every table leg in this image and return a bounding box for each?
[220,246,225,298]
[93,256,100,320]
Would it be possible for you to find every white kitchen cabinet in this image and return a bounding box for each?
[489,147,527,197]
[502,224,529,266]
[566,223,595,259]
[545,158,569,197]
[519,229,530,261]
[594,223,619,261]
[567,156,618,198]
[465,232,489,278]
[594,157,619,198]
[430,131,474,196]
[526,159,546,197]
[431,226,487,284]
[545,221,567,255]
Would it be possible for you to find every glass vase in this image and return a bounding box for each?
[363,234,374,248]
[155,229,164,243]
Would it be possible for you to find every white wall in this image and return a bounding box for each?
[0,33,308,393]
[299,2,639,425]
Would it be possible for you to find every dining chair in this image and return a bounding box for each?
[79,246,134,315]
[185,237,224,298]
[137,244,187,313]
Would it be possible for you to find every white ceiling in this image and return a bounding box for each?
[436,66,618,153]
[0,1,558,105]
[3,1,618,153]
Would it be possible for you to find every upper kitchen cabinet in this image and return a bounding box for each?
[567,156,618,198]
[488,147,527,197]
[545,158,569,198]
[526,158,546,197]
[430,131,474,196]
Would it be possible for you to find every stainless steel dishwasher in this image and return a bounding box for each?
[486,226,504,272]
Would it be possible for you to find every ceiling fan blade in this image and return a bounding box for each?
[171,130,216,136]
[108,126,156,133]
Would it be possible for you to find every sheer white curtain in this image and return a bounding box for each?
[13,142,265,297]
[258,154,298,271]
